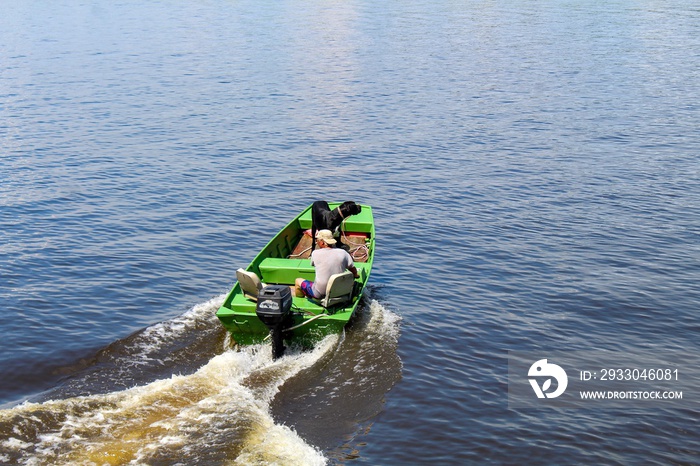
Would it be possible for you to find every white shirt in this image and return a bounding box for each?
[310,247,354,298]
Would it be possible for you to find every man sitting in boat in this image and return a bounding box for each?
[293,229,359,299]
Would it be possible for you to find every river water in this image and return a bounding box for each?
[1,1,699,464]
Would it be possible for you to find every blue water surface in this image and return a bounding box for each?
[1,1,699,464]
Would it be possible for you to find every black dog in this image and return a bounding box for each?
[311,201,362,251]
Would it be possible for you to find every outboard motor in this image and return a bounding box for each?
[255,285,293,359]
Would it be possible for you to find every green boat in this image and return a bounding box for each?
[216,202,374,358]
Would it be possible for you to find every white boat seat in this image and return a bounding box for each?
[321,270,355,308]
[236,268,265,301]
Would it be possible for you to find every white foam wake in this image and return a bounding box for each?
[0,340,333,465]
[0,297,402,466]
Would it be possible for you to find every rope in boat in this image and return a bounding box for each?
[289,239,367,261]
[284,312,329,331]
[288,220,369,261]
[262,312,329,341]
[340,218,370,262]
[287,245,311,259]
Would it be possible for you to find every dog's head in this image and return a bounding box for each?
[338,201,362,218]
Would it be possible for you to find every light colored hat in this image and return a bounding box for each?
[315,229,337,245]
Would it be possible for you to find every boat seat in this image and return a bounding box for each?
[236,268,265,301]
[321,270,355,308]
[258,258,315,284]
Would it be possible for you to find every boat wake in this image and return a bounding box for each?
[0,294,402,465]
